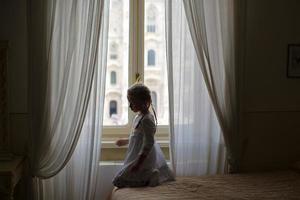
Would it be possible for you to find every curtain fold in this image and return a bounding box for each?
[182,0,239,172]
[29,0,109,199]
[166,0,226,176]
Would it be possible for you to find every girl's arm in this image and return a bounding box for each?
[115,138,129,147]
[139,117,155,156]
[131,116,156,171]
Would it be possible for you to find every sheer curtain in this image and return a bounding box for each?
[29,0,109,199]
[183,0,239,172]
[166,0,225,176]
[166,0,237,176]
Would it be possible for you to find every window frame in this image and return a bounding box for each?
[102,0,169,146]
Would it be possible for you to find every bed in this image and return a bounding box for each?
[110,170,300,200]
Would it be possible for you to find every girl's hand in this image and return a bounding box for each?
[115,139,128,147]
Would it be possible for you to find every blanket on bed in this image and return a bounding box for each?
[110,170,300,200]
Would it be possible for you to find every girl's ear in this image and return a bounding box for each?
[142,104,148,110]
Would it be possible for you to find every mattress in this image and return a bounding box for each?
[110,170,300,200]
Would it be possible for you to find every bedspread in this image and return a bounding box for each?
[110,170,300,200]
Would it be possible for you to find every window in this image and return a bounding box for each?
[147,49,156,66]
[109,100,117,117]
[110,71,117,85]
[110,43,118,60]
[102,0,169,156]
[147,25,156,33]
[110,54,118,60]
[146,5,157,33]
[103,0,129,126]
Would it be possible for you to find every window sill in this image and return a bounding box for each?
[101,125,169,141]
[101,139,169,148]
[99,161,171,166]
[100,125,170,161]
[99,161,123,166]
[100,140,170,161]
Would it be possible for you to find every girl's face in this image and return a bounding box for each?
[127,94,140,112]
[127,94,149,113]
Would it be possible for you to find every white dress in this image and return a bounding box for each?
[112,112,175,188]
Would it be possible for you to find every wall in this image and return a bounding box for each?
[241,0,300,171]
[0,1,29,199]
[0,1,29,155]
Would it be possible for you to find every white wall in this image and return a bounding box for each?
[241,0,300,171]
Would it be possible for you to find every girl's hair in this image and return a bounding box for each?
[127,83,158,125]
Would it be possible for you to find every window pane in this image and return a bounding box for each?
[144,0,169,125]
[103,0,129,126]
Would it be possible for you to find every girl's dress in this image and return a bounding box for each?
[112,112,175,188]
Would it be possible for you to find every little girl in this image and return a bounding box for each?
[112,83,175,188]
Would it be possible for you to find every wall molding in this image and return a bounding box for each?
[245,109,300,114]
[9,113,29,115]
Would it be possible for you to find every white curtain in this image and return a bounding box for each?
[165,0,225,176]
[183,0,239,172]
[166,0,237,175]
[29,0,109,199]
